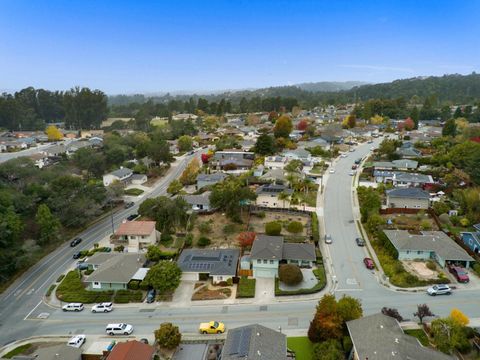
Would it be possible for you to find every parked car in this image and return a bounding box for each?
[126,214,138,221]
[124,201,134,209]
[72,251,81,259]
[329,168,335,174]
[62,303,84,312]
[199,321,225,334]
[427,284,452,296]
[67,335,86,348]
[324,234,332,244]
[92,302,113,313]
[77,262,89,270]
[449,266,469,283]
[105,323,134,335]
[349,148,355,152]
[354,158,362,165]
[340,153,347,158]
[70,237,82,247]
[367,140,373,144]
[146,289,156,303]
[355,238,365,246]
[363,257,374,269]
[351,164,358,170]
[349,170,355,176]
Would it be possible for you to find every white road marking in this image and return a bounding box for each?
[24,300,43,320]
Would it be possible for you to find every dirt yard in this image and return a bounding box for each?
[191,213,248,248]
[402,260,445,280]
[249,211,311,237]
[191,282,235,300]
[382,213,439,232]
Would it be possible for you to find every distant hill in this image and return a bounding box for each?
[295,81,368,92]
[344,73,480,102]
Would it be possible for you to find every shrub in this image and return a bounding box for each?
[84,269,94,275]
[426,261,436,271]
[223,224,236,235]
[460,217,470,227]
[255,211,266,219]
[161,233,173,243]
[287,221,303,234]
[184,233,193,247]
[472,263,480,277]
[124,188,144,196]
[420,220,432,230]
[114,289,143,303]
[155,322,182,350]
[114,245,125,252]
[139,281,150,291]
[56,274,65,283]
[342,336,353,353]
[278,264,303,285]
[197,236,211,247]
[56,271,114,303]
[311,213,319,242]
[433,201,450,216]
[265,221,282,236]
[438,213,452,225]
[198,221,212,234]
[46,284,56,297]
[128,280,141,290]
[226,278,233,286]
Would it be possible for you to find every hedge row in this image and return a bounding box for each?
[311,213,320,242]
[113,290,143,303]
[56,271,114,303]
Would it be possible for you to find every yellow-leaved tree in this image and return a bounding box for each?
[450,308,469,326]
[370,114,384,125]
[179,157,200,185]
[46,125,63,141]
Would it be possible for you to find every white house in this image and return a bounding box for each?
[255,184,293,209]
[112,221,159,253]
[264,156,288,170]
[103,168,133,187]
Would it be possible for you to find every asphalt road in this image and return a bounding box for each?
[1,142,479,346]
[0,151,202,345]
[0,140,75,164]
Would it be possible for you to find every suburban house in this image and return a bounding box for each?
[460,223,480,255]
[103,168,133,187]
[264,156,288,170]
[196,173,227,190]
[112,221,159,253]
[212,150,254,172]
[85,253,147,291]
[383,230,473,269]
[374,159,419,171]
[386,187,430,209]
[106,340,155,360]
[179,191,212,212]
[397,146,423,159]
[130,173,147,185]
[260,168,286,184]
[250,235,316,278]
[373,171,433,187]
[45,144,67,157]
[221,324,288,360]
[347,313,453,360]
[240,139,255,151]
[281,148,312,162]
[177,248,240,283]
[255,184,294,209]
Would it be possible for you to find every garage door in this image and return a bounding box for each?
[182,272,199,281]
[253,268,276,278]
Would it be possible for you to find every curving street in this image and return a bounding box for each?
[1,142,479,346]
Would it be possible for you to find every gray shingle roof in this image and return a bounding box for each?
[386,187,430,200]
[347,313,453,360]
[177,249,240,276]
[222,324,287,360]
[393,172,432,184]
[384,230,473,262]
[109,167,133,178]
[196,173,227,182]
[251,235,284,260]
[283,243,316,261]
[179,191,211,207]
[85,253,146,284]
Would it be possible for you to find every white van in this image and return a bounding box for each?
[105,323,134,335]
[62,303,84,312]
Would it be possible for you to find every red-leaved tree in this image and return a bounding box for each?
[404,117,415,131]
[297,119,308,131]
[201,153,211,164]
[237,232,256,249]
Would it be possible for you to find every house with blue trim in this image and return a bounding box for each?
[460,223,480,255]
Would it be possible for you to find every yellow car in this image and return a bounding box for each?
[199,321,225,334]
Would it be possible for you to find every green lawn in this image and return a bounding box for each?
[287,337,314,360]
[124,188,144,196]
[3,344,32,359]
[236,277,256,298]
[404,329,430,346]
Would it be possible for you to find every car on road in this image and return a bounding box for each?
[449,266,469,283]
[106,323,134,335]
[188,150,194,155]
[126,214,138,221]
[324,234,332,244]
[70,237,82,247]
[367,140,373,143]
[349,148,355,152]
[62,303,84,312]
[199,321,225,334]
[329,168,335,174]
[427,284,452,296]
[355,237,365,246]
[354,158,362,165]
[370,147,375,151]
[92,302,113,313]
[72,251,81,259]
[349,170,355,176]
[351,164,358,170]
[363,257,374,269]
[146,289,156,303]
[67,334,86,348]
[124,201,134,209]
[340,153,347,158]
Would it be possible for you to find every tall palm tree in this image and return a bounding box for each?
[278,191,290,209]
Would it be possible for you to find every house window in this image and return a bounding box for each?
[94,282,99,286]
[417,251,423,255]
[406,251,410,254]
[257,259,261,264]
[263,259,268,264]
[269,260,274,264]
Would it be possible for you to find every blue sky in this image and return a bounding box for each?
[0,0,479,94]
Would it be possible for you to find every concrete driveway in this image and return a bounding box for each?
[254,277,275,304]
[172,281,196,306]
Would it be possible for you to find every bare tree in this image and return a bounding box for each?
[414,304,435,324]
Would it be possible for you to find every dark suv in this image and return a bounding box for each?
[70,237,82,247]
[355,237,365,246]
